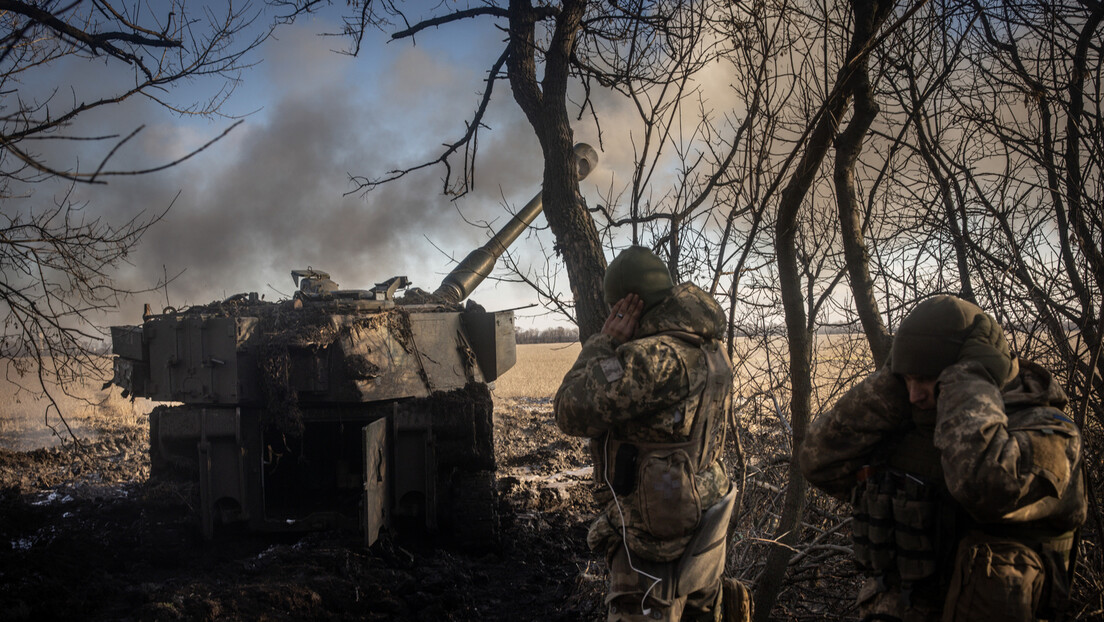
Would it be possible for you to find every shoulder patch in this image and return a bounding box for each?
[599,357,625,383]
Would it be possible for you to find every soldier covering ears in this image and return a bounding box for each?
[800,295,1086,621]
[555,246,751,622]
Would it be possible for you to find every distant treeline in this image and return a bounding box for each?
[516,326,579,344]
[514,322,1078,344]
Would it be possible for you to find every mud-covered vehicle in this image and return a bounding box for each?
[109,145,598,548]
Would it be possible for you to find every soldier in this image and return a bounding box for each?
[800,295,1086,621]
[555,246,748,622]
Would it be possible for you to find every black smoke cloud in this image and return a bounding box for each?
[10,14,625,330]
[57,22,556,324]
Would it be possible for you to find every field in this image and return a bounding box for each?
[0,364,156,452]
[492,343,580,399]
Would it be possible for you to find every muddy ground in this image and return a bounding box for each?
[0,395,607,622]
[10,389,1096,621]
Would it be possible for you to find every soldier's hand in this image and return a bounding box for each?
[957,313,1014,386]
[602,294,644,344]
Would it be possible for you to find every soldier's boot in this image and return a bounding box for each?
[722,577,752,622]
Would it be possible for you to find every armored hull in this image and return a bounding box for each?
[110,143,598,546]
[113,286,514,545]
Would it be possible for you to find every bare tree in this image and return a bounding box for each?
[1,0,266,437]
[505,0,609,339]
[1,0,263,187]
[750,0,900,617]
[957,0,1104,425]
[264,0,1104,616]
[271,0,737,339]
[877,0,1103,423]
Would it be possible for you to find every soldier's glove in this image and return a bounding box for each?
[956,312,1014,387]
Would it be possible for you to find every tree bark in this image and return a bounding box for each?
[834,54,892,364]
[507,0,608,341]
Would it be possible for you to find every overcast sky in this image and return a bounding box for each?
[18,3,646,331]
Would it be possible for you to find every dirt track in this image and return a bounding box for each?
[0,395,607,621]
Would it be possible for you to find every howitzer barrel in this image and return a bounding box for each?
[434,143,599,303]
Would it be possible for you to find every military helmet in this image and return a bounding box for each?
[891,295,992,377]
[603,245,674,311]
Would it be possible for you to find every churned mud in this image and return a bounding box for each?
[0,395,606,622]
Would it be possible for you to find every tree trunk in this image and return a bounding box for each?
[834,56,892,364]
[506,0,608,341]
[753,1,894,618]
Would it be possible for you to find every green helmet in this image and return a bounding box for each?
[891,295,1007,378]
[603,246,674,311]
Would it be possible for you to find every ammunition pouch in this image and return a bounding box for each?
[674,484,737,598]
[606,485,737,606]
[851,469,946,583]
[948,526,1077,620]
[943,531,1045,622]
[722,577,753,622]
[637,446,703,540]
[853,472,1078,620]
[600,435,706,541]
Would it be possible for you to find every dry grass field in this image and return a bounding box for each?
[492,342,581,399]
[0,362,155,452]
[0,336,859,453]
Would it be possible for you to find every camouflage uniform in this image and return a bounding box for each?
[555,283,734,621]
[800,351,1086,621]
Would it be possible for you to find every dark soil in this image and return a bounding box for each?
[0,396,606,622]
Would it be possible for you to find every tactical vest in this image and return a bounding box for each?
[599,331,736,602]
[850,402,1082,615]
[599,331,732,541]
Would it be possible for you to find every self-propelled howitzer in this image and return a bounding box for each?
[109,144,599,547]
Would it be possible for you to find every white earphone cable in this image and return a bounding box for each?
[603,433,662,616]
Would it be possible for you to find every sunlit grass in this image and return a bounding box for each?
[0,358,154,451]
[492,343,582,399]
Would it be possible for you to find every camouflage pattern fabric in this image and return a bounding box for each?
[798,365,912,500]
[556,282,728,444]
[935,359,1085,531]
[799,358,1086,621]
[554,282,733,612]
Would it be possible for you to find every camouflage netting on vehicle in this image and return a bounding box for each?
[257,343,302,435]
